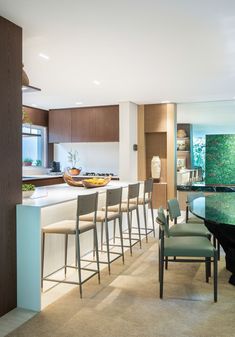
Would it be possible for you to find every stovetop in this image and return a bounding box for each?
[84,172,115,177]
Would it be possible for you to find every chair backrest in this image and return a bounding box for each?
[106,187,122,207]
[167,198,181,222]
[186,192,204,204]
[156,207,170,237]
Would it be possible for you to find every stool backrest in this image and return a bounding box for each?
[106,187,122,208]
[128,183,140,200]
[77,192,98,217]
[167,198,181,223]
[143,178,153,202]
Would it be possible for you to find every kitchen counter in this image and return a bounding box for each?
[21,181,128,208]
[17,181,137,312]
[22,174,119,187]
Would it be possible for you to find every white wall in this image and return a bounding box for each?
[119,102,138,181]
[54,142,119,174]
[177,101,235,137]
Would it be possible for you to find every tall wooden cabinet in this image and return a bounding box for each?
[138,104,177,208]
[0,16,22,317]
[49,105,119,143]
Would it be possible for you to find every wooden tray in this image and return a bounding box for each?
[63,172,83,187]
[82,177,111,188]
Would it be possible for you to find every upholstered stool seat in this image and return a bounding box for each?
[42,220,95,234]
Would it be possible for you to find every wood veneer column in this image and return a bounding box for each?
[0,16,22,316]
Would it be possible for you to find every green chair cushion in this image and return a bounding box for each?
[169,222,210,237]
[164,236,215,257]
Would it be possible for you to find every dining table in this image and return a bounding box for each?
[190,193,235,286]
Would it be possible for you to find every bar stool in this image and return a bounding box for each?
[80,187,124,274]
[41,192,100,298]
[107,183,142,255]
[129,178,155,242]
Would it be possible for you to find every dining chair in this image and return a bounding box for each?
[186,192,204,223]
[157,207,218,302]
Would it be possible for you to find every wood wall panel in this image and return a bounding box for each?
[0,16,22,316]
[145,133,167,182]
[144,104,167,132]
[137,105,146,180]
[167,103,177,200]
[152,183,167,209]
[23,105,48,127]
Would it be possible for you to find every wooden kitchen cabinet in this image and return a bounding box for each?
[71,108,93,142]
[49,105,119,143]
[93,105,119,142]
[49,109,71,143]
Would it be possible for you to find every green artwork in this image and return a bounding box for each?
[205,134,235,185]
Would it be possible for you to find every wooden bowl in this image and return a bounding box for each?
[82,177,111,188]
[63,172,83,187]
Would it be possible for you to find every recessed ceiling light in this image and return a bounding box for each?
[161,100,171,103]
[39,53,50,60]
[93,80,101,86]
[32,104,38,107]
[75,101,83,105]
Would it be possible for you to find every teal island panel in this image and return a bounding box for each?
[205,134,235,185]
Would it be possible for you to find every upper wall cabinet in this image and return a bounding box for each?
[49,105,119,143]
[49,109,72,143]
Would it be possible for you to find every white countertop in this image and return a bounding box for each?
[19,181,129,208]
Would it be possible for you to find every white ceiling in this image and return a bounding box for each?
[1,0,235,109]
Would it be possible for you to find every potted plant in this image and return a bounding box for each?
[68,150,81,176]
[22,183,35,198]
[23,158,33,166]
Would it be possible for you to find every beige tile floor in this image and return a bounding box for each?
[2,211,235,337]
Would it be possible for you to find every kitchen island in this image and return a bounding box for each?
[17,181,131,311]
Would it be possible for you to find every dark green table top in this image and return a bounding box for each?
[190,193,235,227]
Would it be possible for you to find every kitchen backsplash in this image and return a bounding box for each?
[54,142,119,174]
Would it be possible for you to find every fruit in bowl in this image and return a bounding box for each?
[22,183,35,198]
[82,177,111,188]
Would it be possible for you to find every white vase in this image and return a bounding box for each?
[151,156,161,179]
